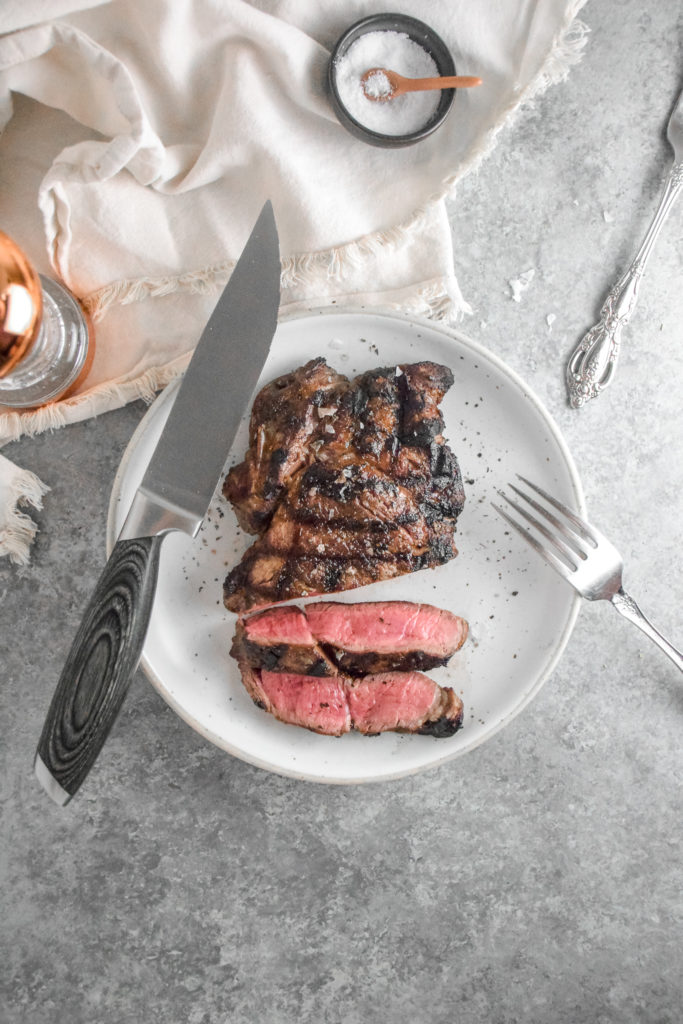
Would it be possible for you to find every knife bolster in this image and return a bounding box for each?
[120,487,202,540]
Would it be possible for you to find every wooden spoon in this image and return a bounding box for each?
[361,67,482,102]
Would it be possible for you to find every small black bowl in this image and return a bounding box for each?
[327,13,456,149]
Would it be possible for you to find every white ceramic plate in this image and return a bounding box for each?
[108,310,584,783]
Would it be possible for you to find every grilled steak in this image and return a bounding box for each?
[223,358,465,612]
[231,599,467,737]
[346,672,464,737]
[253,669,351,737]
[231,607,337,677]
[239,666,463,737]
[234,600,468,677]
[225,358,346,535]
[305,601,468,675]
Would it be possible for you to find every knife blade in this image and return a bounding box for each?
[34,201,281,805]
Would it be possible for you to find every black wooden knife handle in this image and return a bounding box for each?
[35,534,165,805]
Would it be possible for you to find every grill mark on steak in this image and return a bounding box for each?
[223,358,465,612]
[398,363,452,447]
[223,358,347,533]
[223,544,460,612]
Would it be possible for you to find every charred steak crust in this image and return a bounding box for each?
[329,649,449,676]
[231,620,338,678]
[223,358,465,613]
[223,358,346,534]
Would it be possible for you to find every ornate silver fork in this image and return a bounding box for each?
[493,477,682,672]
[566,86,683,408]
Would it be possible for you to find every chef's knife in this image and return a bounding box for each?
[35,201,281,805]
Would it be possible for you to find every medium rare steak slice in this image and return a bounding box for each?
[346,672,464,737]
[305,601,468,676]
[257,670,351,736]
[236,665,463,738]
[233,601,469,677]
[223,358,465,613]
[232,607,337,677]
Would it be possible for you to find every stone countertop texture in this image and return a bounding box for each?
[1,4,682,1023]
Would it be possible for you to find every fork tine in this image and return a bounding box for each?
[492,502,575,577]
[508,482,588,559]
[516,475,597,545]
[495,492,579,570]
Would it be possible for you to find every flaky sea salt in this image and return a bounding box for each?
[363,70,393,99]
[508,268,535,302]
[334,31,439,136]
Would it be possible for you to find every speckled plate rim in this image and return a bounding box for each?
[107,308,584,784]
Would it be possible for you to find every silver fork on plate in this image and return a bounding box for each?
[493,477,683,672]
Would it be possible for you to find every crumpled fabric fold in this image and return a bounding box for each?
[0,0,589,563]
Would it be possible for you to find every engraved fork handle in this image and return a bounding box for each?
[612,588,683,673]
[566,160,683,408]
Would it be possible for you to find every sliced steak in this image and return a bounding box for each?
[242,605,313,645]
[233,600,468,677]
[223,359,465,613]
[236,664,463,738]
[346,672,464,737]
[256,670,351,736]
[232,607,337,677]
[305,601,468,675]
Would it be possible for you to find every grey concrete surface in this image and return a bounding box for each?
[1,3,682,1023]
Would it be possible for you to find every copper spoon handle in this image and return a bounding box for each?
[396,74,482,93]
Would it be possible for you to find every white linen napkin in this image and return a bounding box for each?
[0,452,49,565]
[0,0,588,563]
